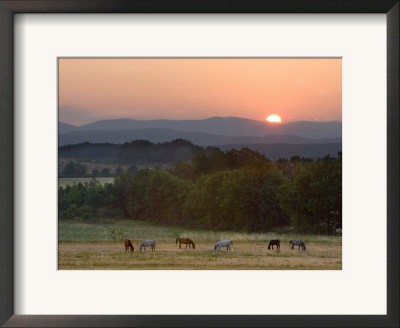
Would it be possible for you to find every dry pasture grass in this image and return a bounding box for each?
[58,240,342,270]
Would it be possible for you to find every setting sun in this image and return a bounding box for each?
[266,114,282,123]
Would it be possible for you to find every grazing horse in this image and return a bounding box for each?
[124,239,134,252]
[289,239,306,251]
[214,240,233,252]
[140,240,156,252]
[268,239,280,250]
[176,238,196,249]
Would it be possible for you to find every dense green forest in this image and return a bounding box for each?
[58,146,342,235]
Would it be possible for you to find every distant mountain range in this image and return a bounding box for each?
[59,116,341,147]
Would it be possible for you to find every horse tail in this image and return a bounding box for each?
[231,240,233,245]
[176,238,179,245]
[192,241,195,249]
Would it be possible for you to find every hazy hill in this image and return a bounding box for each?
[58,127,341,147]
[219,143,342,160]
[59,139,207,164]
[59,139,341,162]
[59,122,78,134]
[60,116,342,139]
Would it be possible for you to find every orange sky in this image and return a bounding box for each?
[59,58,341,126]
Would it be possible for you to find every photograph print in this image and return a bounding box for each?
[58,58,342,270]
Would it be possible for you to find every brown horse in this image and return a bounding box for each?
[268,239,280,250]
[124,239,134,252]
[176,238,195,249]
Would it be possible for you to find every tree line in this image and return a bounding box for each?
[59,139,213,165]
[60,161,138,178]
[58,147,342,234]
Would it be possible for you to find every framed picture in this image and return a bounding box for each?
[0,0,398,327]
[57,56,343,271]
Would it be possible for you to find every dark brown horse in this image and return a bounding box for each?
[124,239,134,252]
[268,239,280,250]
[176,238,195,249]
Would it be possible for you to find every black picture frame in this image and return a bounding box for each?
[0,1,398,327]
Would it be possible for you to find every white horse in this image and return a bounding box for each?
[140,240,156,252]
[214,240,233,252]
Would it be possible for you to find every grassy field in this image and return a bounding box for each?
[59,219,342,270]
[59,177,115,188]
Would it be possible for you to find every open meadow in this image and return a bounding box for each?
[59,220,342,270]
